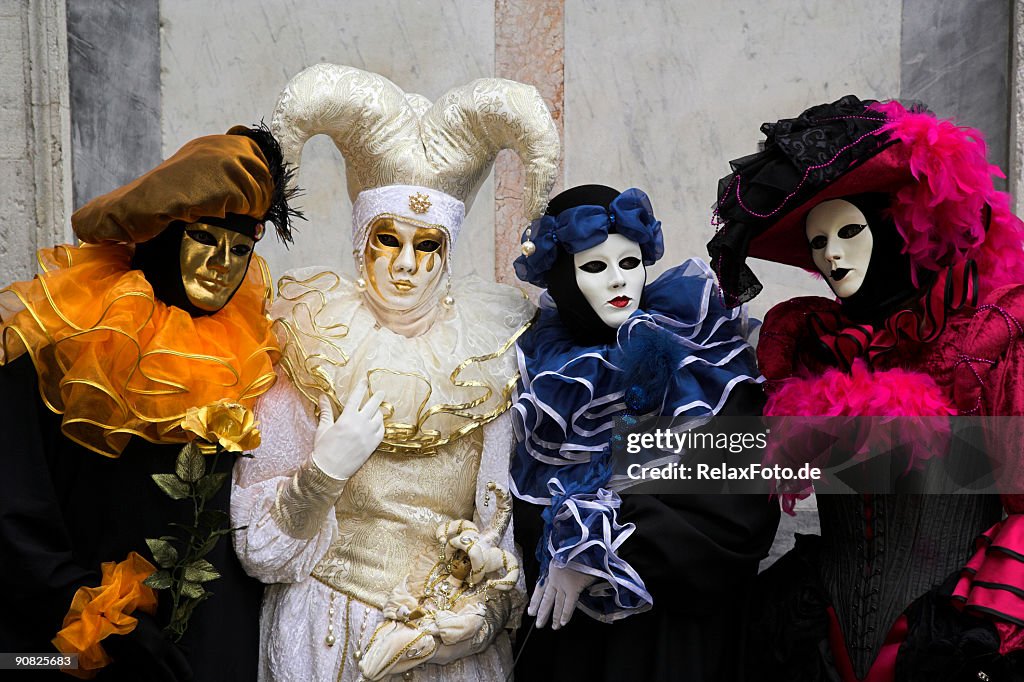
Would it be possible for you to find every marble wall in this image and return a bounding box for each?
[901,0,1011,188]
[160,0,497,281]
[1014,0,1024,215]
[0,0,72,285]
[155,0,915,320]
[67,0,161,207]
[0,1,36,284]
[563,0,903,320]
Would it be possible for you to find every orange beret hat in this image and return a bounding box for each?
[72,127,280,245]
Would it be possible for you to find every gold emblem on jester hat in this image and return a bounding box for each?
[409,192,432,214]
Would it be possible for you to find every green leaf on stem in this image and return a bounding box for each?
[183,559,220,583]
[195,472,228,502]
[145,538,179,569]
[196,536,219,556]
[197,509,229,530]
[181,581,205,599]
[152,473,190,500]
[143,570,173,590]
[176,442,206,483]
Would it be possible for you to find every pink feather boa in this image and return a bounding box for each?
[764,360,956,513]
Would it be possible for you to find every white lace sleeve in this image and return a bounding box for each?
[231,368,339,584]
[475,412,527,629]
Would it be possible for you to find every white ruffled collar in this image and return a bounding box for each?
[272,268,535,454]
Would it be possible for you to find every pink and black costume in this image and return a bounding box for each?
[710,95,1024,681]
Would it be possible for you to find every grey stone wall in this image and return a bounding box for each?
[0,0,72,285]
[1011,0,1024,212]
[0,3,35,283]
[67,0,160,207]
[901,0,1012,178]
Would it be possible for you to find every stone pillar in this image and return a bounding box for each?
[494,0,565,285]
[66,0,160,207]
[0,0,72,283]
[1012,0,1024,214]
[900,0,1011,185]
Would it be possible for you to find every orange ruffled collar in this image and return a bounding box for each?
[0,244,279,456]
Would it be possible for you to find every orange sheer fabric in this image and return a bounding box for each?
[52,552,158,679]
[0,243,279,456]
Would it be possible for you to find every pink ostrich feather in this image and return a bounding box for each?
[870,101,1024,298]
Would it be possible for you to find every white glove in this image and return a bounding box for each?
[310,382,384,481]
[433,604,486,646]
[359,622,438,681]
[382,577,419,621]
[528,563,597,629]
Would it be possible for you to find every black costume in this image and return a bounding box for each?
[513,385,779,681]
[509,185,779,681]
[0,125,298,680]
[0,353,262,681]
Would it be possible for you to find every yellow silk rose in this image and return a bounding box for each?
[181,401,261,453]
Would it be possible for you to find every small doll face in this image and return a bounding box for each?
[573,233,645,328]
[179,224,255,312]
[363,217,448,311]
[805,199,874,298]
[447,550,472,581]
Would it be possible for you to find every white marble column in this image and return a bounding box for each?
[0,0,73,284]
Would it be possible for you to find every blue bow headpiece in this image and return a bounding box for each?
[513,188,664,287]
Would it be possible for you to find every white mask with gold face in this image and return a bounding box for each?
[805,199,874,299]
[179,224,255,312]
[362,217,448,313]
[573,233,646,328]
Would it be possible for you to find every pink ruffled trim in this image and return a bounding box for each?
[954,514,1024,653]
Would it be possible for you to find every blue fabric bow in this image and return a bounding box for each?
[514,188,664,287]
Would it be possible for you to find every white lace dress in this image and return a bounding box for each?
[231,272,531,682]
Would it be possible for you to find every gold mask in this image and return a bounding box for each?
[363,217,448,311]
[179,224,256,312]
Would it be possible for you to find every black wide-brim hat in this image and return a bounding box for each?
[708,94,1022,307]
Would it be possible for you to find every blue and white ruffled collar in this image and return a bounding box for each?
[511,258,763,501]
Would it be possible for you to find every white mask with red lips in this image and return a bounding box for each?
[572,233,646,329]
